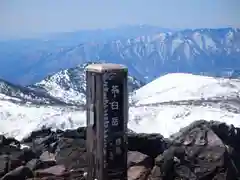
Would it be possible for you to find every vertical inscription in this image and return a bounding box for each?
[103,76,109,169]
[102,71,127,179]
[86,64,128,180]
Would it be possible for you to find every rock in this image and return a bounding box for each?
[128,166,150,180]
[26,159,43,171]
[34,165,67,177]
[128,151,153,168]
[26,158,56,172]
[55,138,87,170]
[0,155,8,177]
[0,146,24,175]
[210,121,240,151]
[0,136,7,146]
[127,151,153,180]
[128,133,168,158]
[60,127,86,139]
[3,120,240,180]
[150,120,240,180]
[1,166,33,180]
[0,136,36,178]
[18,148,37,163]
[40,151,56,162]
[0,136,20,148]
[150,166,162,180]
[32,133,58,156]
[21,128,52,143]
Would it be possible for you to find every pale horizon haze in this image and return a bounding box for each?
[0,0,240,39]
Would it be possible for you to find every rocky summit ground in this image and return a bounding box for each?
[0,120,240,180]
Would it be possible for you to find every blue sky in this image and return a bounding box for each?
[0,0,239,39]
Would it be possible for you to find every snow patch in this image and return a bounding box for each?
[0,99,86,140]
[129,105,240,138]
[172,38,184,54]
[192,32,203,49]
[132,73,240,106]
[184,43,191,59]
[203,35,217,50]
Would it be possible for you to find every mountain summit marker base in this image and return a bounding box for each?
[86,63,128,180]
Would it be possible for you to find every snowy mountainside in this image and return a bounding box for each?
[0,62,144,140]
[0,79,66,105]
[29,62,145,105]
[0,99,85,140]
[1,73,240,140]
[0,27,239,85]
[0,78,86,140]
[131,73,240,106]
[129,73,240,137]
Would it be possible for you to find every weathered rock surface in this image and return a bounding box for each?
[150,120,240,180]
[0,120,240,180]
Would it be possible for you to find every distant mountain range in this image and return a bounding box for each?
[0,26,239,85]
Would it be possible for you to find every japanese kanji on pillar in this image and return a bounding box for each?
[86,63,128,180]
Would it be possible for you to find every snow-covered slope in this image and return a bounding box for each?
[0,79,85,140]
[131,73,240,106]
[30,62,145,105]
[1,73,240,140]
[129,104,240,138]
[0,79,66,105]
[0,99,85,140]
[129,73,240,137]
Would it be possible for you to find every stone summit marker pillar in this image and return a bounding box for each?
[86,63,128,180]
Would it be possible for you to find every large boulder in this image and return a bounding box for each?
[1,166,33,180]
[0,136,36,178]
[150,120,240,180]
[128,133,169,158]
[127,151,153,180]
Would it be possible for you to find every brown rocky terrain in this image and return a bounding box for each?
[0,120,240,180]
